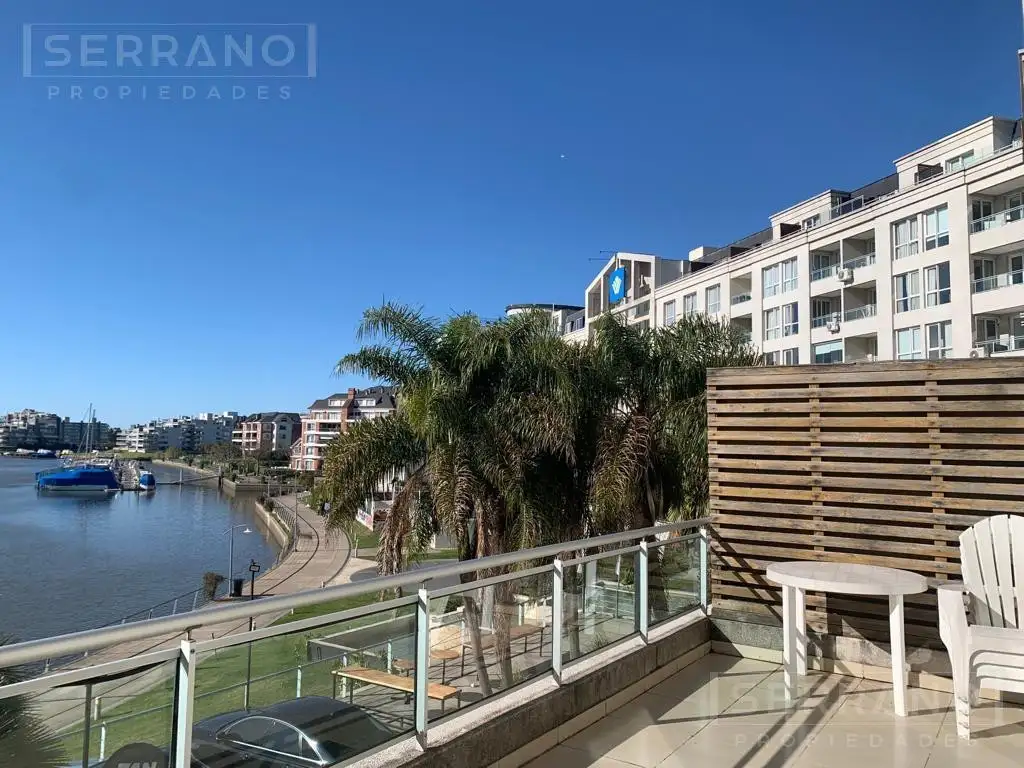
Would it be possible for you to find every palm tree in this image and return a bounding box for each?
[0,636,67,768]
[587,313,762,617]
[317,304,587,692]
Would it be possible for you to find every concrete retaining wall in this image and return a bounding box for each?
[254,501,290,549]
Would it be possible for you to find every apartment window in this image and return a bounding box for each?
[781,347,799,365]
[813,340,843,364]
[663,300,676,326]
[972,199,993,224]
[926,321,953,359]
[892,216,919,260]
[895,326,923,360]
[894,270,920,313]
[812,298,835,327]
[683,293,697,316]
[764,307,781,341]
[803,214,820,230]
[763,264,780,298]
[944,150,974,172]
[764,350,779,365]
[923,206,949,250]
[705,285,721,314]
[781,258,798,293]
[782,302,799,337]
[924,262,951,306]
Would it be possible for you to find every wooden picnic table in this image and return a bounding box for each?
[332,666,461,713]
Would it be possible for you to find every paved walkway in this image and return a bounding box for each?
[35,493,351,732]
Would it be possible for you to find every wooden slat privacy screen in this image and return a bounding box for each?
[707,360,1024,647]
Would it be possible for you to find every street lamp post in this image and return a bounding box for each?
[249,559,261,600]
[224,524,252,594]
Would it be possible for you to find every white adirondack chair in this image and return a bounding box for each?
[937,514,1024,739]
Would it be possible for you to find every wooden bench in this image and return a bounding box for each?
[332,666,461,713]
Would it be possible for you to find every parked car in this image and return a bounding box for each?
[190,696,395,767]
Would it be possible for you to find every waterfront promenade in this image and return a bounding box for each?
[34,492,351,732]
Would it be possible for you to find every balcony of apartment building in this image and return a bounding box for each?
[844,332,879,362]
[969,185,1024,255]
[729,273,752,317]
[970,251,1024,314]
[12,363,1024,768]
[809,290,842,346]
[809,248,841,295]
[839,234,876,286]
[973,312,1024,357]
[730,316,752,343]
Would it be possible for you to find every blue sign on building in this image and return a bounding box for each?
[608,267,627,304]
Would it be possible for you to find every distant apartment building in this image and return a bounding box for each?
[291,386,397,472]
[232,412,301,455]
[505,303,585,334]
[559,115,1024,364]
[118,412,239,453]
[0,409,113,450]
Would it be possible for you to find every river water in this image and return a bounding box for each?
[0,458,280,642]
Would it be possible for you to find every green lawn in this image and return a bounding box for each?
[418,549,458,562]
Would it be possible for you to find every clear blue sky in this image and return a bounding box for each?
[1,0,1021,426]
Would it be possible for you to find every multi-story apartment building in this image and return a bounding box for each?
[505,303,585,334]
[59,418,114,451]
[291,386,397,472]
[232,412,301,455]
[0,409,70,449]
[117,412,238,453]
[564,116,1024,363]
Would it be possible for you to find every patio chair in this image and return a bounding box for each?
[937,514,1024,739]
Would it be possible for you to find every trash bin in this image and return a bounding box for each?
[231,578,244,598]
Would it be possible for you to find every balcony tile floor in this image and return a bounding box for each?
[522,655,1024,768]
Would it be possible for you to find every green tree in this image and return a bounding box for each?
[0,636,67,768]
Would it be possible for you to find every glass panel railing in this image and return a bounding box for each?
[37,653,178,768]
[561,550,637,664]
[844,304,877,322]
[810,264,838,282]
[192,602,417,765]
[978,335,1024,355]
[971,270,1024,293]
[427,567,552,721]
[971,203,1024,233]
[730,293,751,305]
[648,535,700,627]
[811,315,834,329]
[842,252,876,269]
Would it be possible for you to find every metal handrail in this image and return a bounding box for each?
[844,304,877,322]
[810,264,838,282]
[0,518,709,669]
[842,252,876,269]
[970,203,1024,233]
[730,293,751,305]
[971,270,1024,293]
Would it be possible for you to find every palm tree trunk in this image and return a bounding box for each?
[492,581,515,687]
[461,594,493,696]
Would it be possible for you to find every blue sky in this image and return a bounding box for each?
[1,0,1021,425]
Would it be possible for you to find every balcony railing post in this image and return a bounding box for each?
[637,540,649,642]
[699,524,710,611]
[81,683,93,768]
[171,638,197,768]
[551,559,563,683]
[414,587,430,747]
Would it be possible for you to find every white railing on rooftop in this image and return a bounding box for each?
[0,519,709,768]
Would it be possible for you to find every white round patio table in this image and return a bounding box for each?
[766,561,928,717]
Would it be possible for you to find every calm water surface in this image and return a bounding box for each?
[0,458,279,641]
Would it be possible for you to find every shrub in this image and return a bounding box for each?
[202,572,225,599]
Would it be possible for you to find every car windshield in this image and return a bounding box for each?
[308,709,393,761]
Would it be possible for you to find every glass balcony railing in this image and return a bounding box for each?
[977,334,1024,355]
[811,315,833,329]
[810,264,838,282]
[971,270,1024,293]
[730,293,751,305]
[971,203,1024,233]
[0,519,710,768]
[844,304,877,322]
[842,252,876,269]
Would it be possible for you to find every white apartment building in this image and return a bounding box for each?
[291,386,397,472]
[564,115,1024,363]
